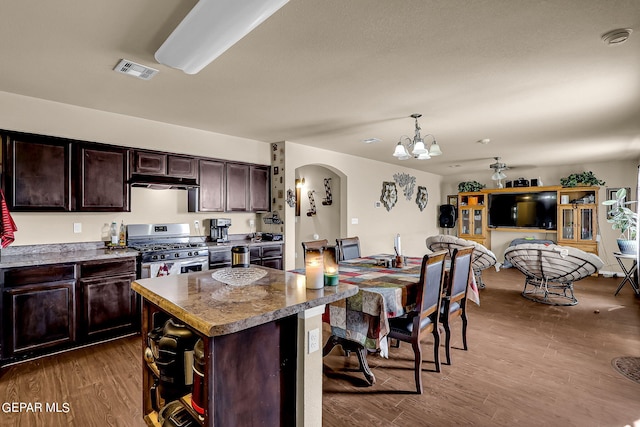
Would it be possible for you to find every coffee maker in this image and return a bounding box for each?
[209,218,231,243]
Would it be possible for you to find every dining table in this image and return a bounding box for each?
[292,254,479,385]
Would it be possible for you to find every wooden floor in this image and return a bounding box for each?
[0,268,638,426]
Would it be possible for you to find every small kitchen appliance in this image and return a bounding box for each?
[127,223,209,278]
[209,218,231,243]
[155,318,198,403]
[231,245,250,268]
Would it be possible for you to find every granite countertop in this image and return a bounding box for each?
[132,267,357,337]
[0,242,138,269]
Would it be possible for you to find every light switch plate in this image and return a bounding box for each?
[351,218,359,225]
[73,223,82,233]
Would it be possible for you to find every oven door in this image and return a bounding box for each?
[140,257,209,279]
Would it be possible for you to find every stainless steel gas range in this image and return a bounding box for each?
[127,223,209,279]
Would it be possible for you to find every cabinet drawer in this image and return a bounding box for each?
[262,245,283,259]
[209,249,231,263]
[3,264,76,287]
[249,247,261,261]
[79,258,136,279]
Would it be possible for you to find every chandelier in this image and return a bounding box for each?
[392,113,442,160]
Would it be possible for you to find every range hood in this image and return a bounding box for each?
[129,174,199,190]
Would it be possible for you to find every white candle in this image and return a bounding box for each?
[305,261,324,289]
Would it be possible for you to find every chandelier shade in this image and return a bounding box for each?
[392,113,442,160]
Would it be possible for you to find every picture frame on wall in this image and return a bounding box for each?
[606,187,631,219]
[447,194,458,207]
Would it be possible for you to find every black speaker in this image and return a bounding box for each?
[439,204,456,228]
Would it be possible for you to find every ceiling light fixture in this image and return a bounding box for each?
[155,0,289,74]
[392,113,442,160]
[601,28,633,46]
[489,157,509,188]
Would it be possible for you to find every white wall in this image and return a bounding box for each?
[0,91,270,245]
[283,142,443,270]
[441,159,639,273]
[294,165,341,269]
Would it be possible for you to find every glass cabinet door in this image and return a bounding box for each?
[473,209,483,236]
[560,207,575,240]
[578,206,594,241]
[461,208,471,235]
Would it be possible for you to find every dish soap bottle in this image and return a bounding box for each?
[118,221,126,246]
[110,222,118,245]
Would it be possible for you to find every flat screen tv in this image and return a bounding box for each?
[488,191,557,230]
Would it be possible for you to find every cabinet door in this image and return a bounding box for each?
[167,155,197,179]
[80,274,137,338]
[226,163,249,211]
[559,206,576,241]
[249,165,270,212]
[3,134,71,211]
[77,144,130,212]
[190,159,225,212]
[577,206,596,242]
[261,258,283,270]
[132,151,166,175]
[3,281,76,358]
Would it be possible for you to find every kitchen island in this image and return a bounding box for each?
[132,266,357,427]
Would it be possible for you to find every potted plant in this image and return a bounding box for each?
[602,188,637,254]
[560,171,605,187]
[458,181,485,193]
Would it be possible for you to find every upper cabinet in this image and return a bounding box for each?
[77,143,130,212]
[188,159,225,212]
[190,162,270,213]
[3,133,72,211]
[226,163,250,211]
[2,132,130,212]
[249,165,270,212]
[131,150,197,179]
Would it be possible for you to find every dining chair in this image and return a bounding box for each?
[336,236,360,260]
[440,245,474,365]
[387,250,448,394]
[301,239,328,261]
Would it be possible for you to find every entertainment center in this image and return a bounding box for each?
[457,185,599,254]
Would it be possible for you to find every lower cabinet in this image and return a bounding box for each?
[0,257,139,365]
[78,259,138,340]
[1,263,77,360]
[250,244,283,270]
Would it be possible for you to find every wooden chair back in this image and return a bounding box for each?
[301,239,328,261]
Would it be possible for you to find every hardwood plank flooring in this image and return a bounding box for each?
[0,268,638,426]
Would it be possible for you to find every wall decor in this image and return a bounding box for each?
[307,190,317,216]
[606,187,631,219]
[416,186,428,211]
[380,181,398,211]
[286,188,296,208]
[447,194,458,207]
[322,178,333,205]
[393,172,416,200]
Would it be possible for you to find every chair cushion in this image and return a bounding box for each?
[504,243,604,282]
[426,234,497,271]
[389,315,433,334]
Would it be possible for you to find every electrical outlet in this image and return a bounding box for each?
[73,223,82,233]
[194,220,200,228]
[308,328,320,354]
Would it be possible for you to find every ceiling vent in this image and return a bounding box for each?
[113,59,159,80]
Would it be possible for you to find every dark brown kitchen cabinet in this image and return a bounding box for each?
[78,259,137,340]
[132,150,197,179]
[250,165,270,212]
[77,143,130,212]
[226,163,250,211]
[249,244,283,270]
[2,133,72,211]
[188,159,225,212]
[1,264,77,360]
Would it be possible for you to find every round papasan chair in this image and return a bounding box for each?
[504,243,604,306]
[425,234,498,289]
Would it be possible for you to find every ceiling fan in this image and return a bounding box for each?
[489,157,509,188]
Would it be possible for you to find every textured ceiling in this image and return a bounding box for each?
[1,0,639,176]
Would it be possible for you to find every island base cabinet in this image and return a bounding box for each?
[141,301,298,427]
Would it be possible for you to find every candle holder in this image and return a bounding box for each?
[304,247,324,289]
[323,245,339,286]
